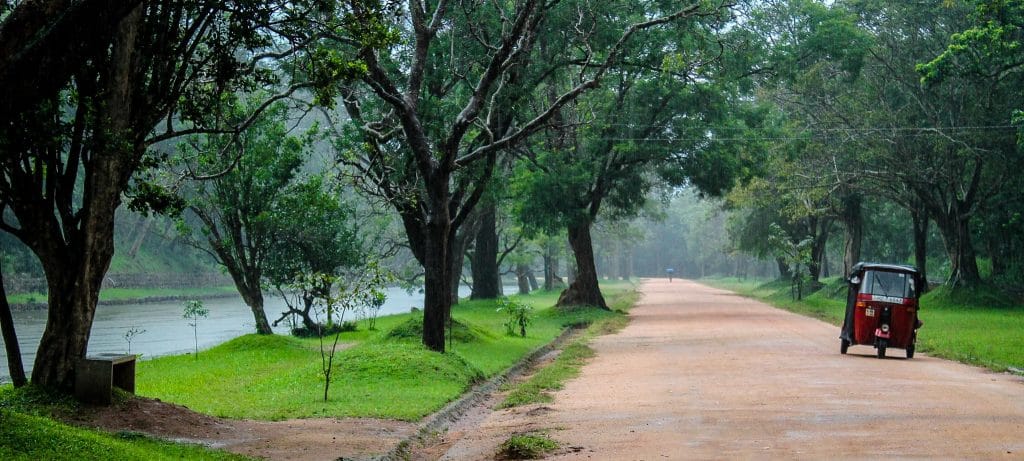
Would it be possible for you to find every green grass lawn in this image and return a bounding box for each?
[135,283,635,421]
[0,387,248,461]
[703,277,1024,372]
[0,409,250,461]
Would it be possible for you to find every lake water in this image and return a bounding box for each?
[0,285,507,383]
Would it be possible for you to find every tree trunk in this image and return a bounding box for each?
[557,222,608,309]
[543,252,554,291]
[127,215,152,258]
[30,7,141,390]
[777,258,792,280]
[0,266,27,387]
[618,246,631,280]
[450,227,470,305]
[933,210,981,288]
[911,207,930,289]
[516,263,531,295]
[527,267,539,291]
[840,194,863,279]
[421,220,451,352]
[236,280,271,335]
[470,202,500,299]
[806,217,831,283]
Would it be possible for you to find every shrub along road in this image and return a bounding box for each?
[441,278,1024,459]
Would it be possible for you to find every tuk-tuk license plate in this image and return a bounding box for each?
[866,308,875,317]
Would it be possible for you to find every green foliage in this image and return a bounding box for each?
[497,298,534,337]
[498,433,559,459]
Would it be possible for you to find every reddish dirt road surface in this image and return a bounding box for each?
[441,278,1024,460]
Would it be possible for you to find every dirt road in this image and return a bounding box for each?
[440,278,1024,459]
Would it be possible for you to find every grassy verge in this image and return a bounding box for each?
[702,277,1024,373]
[9,286,238,305]
[0,388,247,461]
[134,283,636,421]
[498,286,638,408]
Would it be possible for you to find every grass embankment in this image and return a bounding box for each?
[8,286,238,305]
[499,288,637,408]
[136,281,636,421]
[0,388,246,461]
[703,277,1024,372]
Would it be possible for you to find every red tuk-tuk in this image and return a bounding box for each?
[840,262,923,359]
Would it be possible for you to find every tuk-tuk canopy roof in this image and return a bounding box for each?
[851,262,921,275]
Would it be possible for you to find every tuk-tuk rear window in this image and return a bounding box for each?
[860,270,916,299]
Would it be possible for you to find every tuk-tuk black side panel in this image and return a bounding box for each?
[841,279,858,342]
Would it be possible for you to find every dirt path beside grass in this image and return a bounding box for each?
[63,396,417,461]
[439,278,1024,459]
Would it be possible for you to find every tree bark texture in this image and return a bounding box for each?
[516,263,531,295]
[557,222,608,309]
[26,6,142,390]
[421,213,452,352]
[840,193,863,279]
[934,212,981,288]
[777,258,793,280]
[470,203,501,299]
[911,205,930,290]
[806,216,832,283]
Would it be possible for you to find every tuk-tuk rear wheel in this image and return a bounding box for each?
[906,344,915,359]
[840,339,849,354]
[877,340,887,359]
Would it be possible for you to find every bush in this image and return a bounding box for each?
[290,321,357,338]
[497,298,533,337]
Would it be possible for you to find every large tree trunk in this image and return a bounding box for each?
[126,215,152,258]
[911,205,930,290]
[30,8,141,390]
[776,258,793,280]
[235,278,271,335]
[806,217,831,283]
[840,194,863,279]
[470,202,500,299]
[933,209,981,288]
[543,252,554,290]
[516,263,531,295]
[527,267,539,291]
[421,220,451,352]
[450,227,469,305]
[543,240,561,290]
[557,222,608,309]
[0,266,27,387]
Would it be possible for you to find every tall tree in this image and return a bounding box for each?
[264,176,364,333]
[515,11,745,307]
[177,102,313,335]
[0,1,352,390]
[332,0,719,350]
